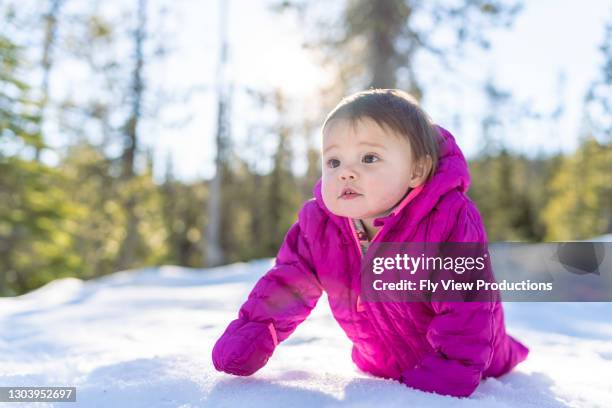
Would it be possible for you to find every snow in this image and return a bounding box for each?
[1,259,611,407]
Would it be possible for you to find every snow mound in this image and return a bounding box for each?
[1,260,611,407]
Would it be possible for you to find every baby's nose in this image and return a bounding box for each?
[339,167,358,180]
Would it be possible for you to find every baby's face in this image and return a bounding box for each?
[321,117,418,221]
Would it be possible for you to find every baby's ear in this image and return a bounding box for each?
[408,155,433,187]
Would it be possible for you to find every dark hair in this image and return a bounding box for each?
[322,89,440,179]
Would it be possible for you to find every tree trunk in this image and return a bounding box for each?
[205,0,231,267]
[116,0,146,271]
[36,0,63,161]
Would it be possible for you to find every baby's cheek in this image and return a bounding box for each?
[376,184,403,209]
[321,185,335,210]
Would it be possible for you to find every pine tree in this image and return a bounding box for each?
[0,33,78,295]
[284,0,521,99]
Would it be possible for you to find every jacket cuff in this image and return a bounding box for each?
[268,322,278,347]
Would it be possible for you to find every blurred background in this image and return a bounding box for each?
[0,0,610,296]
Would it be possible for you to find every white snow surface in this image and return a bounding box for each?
[1,259,611,407]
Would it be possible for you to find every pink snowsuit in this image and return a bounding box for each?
[212,126,529,397]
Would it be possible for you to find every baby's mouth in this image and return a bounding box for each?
[339,187,363,200]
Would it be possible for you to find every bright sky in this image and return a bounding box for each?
[421,0,612,158]
[37,0,611,181]
[143,0,333,181]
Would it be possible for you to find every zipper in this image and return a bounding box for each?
[347,216,405,373]
[348,216,389,310]
[346,188,425,376]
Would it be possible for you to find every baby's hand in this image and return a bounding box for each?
[212,319,278,376]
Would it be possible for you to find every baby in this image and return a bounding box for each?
[212,89,528,397]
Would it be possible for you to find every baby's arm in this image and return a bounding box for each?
[212,215,323,376]
[400,200,495,397]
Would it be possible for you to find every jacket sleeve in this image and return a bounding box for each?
[400,200,495,397]
[212,215,324,376]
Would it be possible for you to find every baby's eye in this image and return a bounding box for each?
[362,154,379,164]
[327,158,341,168]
